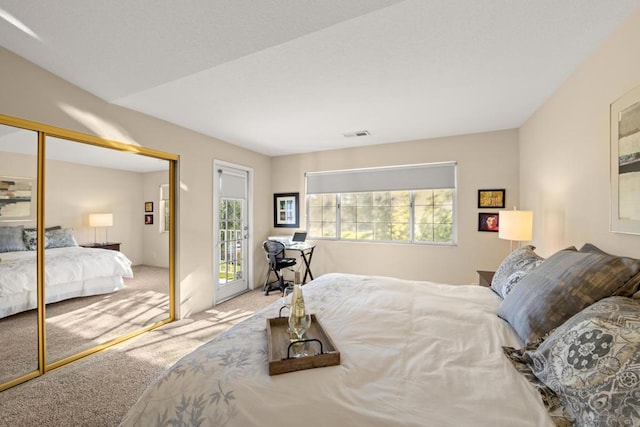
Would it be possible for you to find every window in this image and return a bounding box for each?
[306,163,456,244]
[159,184,170,233]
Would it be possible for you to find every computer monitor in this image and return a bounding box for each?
[291,232,307,243]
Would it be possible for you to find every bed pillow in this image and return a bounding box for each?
[45,228,78,249]
[22,229,49,250]
[491,245,544,298]
[497,248,640,346]
[525,296,640,427]
[0,225,28,252]
[579,243,640,299]
[23,225,62,233]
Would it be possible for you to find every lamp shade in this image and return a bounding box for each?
[498,210,533,241]
[89,213,113,227]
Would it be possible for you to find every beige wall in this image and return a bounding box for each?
[271,129,520,284]
[520,7,640,259]
[0,47,272,317]
[142,170,170,267]
[0,150,152,265]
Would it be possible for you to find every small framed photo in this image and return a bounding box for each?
[144,201,154,212]
[274,192,299,228]
[478,212,499,232]
[144,214,153,225]
[478,189,505,208]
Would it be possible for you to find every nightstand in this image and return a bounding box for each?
[477,270,495,287]
[81,242,121,251]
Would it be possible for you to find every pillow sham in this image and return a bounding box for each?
[579,243,640,298]
[525,296,640,427]
[0,225,28,252]
[22,229,48,250]
[491,245,544,298]
[23,225,62,233]
[497,248,640,346]
[45,228,78,249]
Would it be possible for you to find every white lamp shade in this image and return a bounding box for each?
[498,210,533,241]
[89,213,113,227]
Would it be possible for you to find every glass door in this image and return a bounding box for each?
[214,163,250,303]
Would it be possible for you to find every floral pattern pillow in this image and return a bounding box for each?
[491,245,544,298]
[525,297,640,427]
[45,228,78,248]
[22,229,47,250]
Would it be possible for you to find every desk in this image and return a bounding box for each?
[284,242,316,284]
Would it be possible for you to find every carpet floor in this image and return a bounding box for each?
[0,274,281,427]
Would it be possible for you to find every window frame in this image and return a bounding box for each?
[305,163,457,246]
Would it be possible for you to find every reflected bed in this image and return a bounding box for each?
[0,230,134,319]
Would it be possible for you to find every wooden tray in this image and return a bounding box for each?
[267,314,340,375]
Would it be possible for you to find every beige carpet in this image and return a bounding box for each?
[0,279,281,427]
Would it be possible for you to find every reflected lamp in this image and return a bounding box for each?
[89,213,113,244]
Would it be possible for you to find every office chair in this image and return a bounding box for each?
[262,240,297,295]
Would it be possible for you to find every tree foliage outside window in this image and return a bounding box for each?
[219,198,243,282]
[307,189,455,244]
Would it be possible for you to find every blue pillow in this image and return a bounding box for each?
[0,225,28,252]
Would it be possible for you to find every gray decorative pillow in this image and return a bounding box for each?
[22,229,49,250]
[498,248,640,346]
[579,243,640,298]
[491,245,544,298]
[0,225,27,252]
[525,297,640,427]
[45,228,78,249]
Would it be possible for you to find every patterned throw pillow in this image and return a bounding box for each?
[22,229,49,250]
[0,225,28,252]
[490,245,544,298]
[498,248,640,346]
[45,228,78,248]
[525,297,640,427]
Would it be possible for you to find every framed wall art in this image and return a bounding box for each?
[0,176,34,221]
[144,214,154,225]
[478,189,505,209]
[611,84,640,234]
[478,212,499,232]
[144,201,154,212]
[274,192,299,228]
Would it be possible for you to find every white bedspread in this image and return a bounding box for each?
[0,246,133,318]
[121,273,554,427]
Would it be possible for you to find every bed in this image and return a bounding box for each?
[121,244,640,427]
[0,225,133,319]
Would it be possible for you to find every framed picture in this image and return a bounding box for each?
[611,84,640,234]
[274,192,299,228]
[144,201,154,212]
[0,176,35,221]
[144,214,153,225]
[478,212,499,232]
[478,189,505,208]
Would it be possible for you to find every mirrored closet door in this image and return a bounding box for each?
[0,114,177,391]
[0,124,40,386]
[44,136,173,367]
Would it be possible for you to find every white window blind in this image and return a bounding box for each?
[306,162,456,194]
[219,169,246,199]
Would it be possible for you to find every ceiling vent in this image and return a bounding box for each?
[343,130,370,138]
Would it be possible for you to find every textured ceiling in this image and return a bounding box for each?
[1,0,639,156]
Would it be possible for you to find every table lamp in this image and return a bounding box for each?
[89,213,113,244]
[498,208,533,252]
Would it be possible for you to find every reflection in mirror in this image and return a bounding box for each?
[43,136,171,365]
[0,124,39,385]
